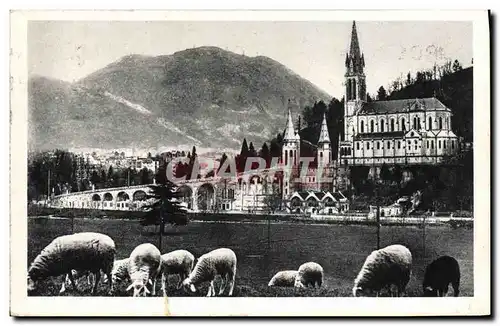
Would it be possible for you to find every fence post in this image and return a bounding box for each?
[422,213,426,257]
[376,206,380,250]
[267,214,271,251]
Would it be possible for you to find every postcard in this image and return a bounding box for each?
[10,9,490,317]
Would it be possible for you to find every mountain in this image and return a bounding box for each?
[28,46,332,152]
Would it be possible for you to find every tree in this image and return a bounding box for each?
[406,72,412,86]
[452,59,463,73]
[260,143,270,166]
[141,180,189,236]
[366,93,373,102]
[380,163,391,183]
[240,138,249,157]
[377,86,387,100]
[248,142,257,157]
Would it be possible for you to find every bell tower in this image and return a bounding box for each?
[345,21,366,142]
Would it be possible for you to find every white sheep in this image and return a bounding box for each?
[159,249,195,296]
[294,262,324,288]
[27,232,116,295]
[110,258,131,285]
[268,270,298,287]
[126,243,162,297]
[181,248,237,297]
[353,244,412,297]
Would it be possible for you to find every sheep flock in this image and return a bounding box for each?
[28,232,462,297]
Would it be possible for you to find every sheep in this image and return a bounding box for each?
[294,262,324,288]
[159,249,195,296]
[422,255,460,297]
[126,243,162,297]
[268,270,298,287]
[353,244,412,297]
[181,248,237,297]
[110,258,131,285]
[27,232,116,295]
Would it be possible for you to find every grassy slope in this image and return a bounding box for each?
[27,218,473,297]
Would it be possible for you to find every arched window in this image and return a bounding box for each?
[451,140,455,149]
[370,120,374,133]
[401,118,406,131]
[398,141,401,149]
[439,117,443,129]
[377,141,380,150]
[356,142,360,150]
[413,117,417,129]
[346,80,351,100]
[380,119,385,132]
[367,142,370,150]
[438,140,441,149]
[387,141,391,149]
[352,79,357,99]
[418,118,422,130]
[390,119,395,132]
[428,117,432,130]
[320,152,323,158]
[427,140,429,148]
[443,140,447,149]
[284,150,288,165]
[360,121,364,133]
[431,140,434,149]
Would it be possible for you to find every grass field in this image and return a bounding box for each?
[27,217,474,297]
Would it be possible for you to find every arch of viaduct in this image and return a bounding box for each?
[51,168,283,212]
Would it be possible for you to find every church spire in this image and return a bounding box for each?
[346,20,365,74]
[283,99,296,140]
[318,113,330,144]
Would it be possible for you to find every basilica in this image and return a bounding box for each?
[338,21,460,166]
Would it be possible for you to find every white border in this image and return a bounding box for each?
[9,9,491,317]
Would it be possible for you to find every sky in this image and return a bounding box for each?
[28,20,472,98]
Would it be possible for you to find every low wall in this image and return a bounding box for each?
[28,205,473,228]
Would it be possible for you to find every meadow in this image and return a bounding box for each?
[27,217,473,297]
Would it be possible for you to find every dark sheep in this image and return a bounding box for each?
[423,255,460,297]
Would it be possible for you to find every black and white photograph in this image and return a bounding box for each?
[9,9,490,317]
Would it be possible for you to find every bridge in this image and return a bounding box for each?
[51,167,289,212]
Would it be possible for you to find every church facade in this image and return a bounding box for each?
[338,21,461,166]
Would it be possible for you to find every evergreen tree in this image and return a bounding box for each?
[452,59,463,72]
[217,153,228,173]
[240,138,249,157]
[377,86,387,100]
[248,142,256,157]
[260,142,270,166]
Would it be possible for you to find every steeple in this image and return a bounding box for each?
[345,21,365,74]
[318,113,330,144]
[283,100,296,140]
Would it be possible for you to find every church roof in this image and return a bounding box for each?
[318,113,331,144]
[357,97,450,115]
[283,106,296,140]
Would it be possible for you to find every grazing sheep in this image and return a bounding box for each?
[268,270,298,287]
[423,256,461,297]
[294,262,324,288]
[126,243,162,297]
[159,250,195,296]
[27,232,116,295]
[181,248,237,297]
[110,258,131,285]
[353,244,412,297]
